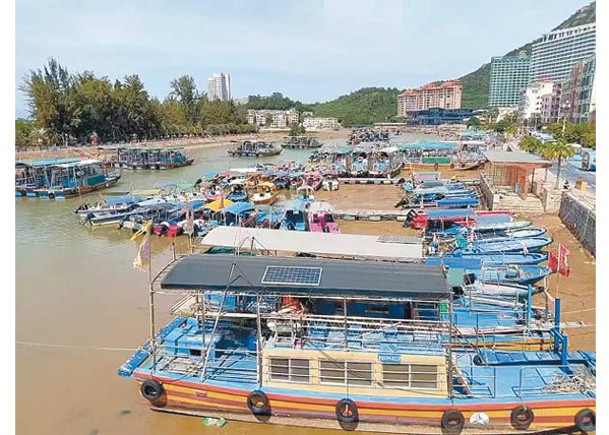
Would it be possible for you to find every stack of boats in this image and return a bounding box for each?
[118,226,595,434]
[309,144,403,178]
[109,146,194,170]
[396,172,480,211]
[228,140,283,157]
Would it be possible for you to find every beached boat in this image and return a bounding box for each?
[425,252,548,269]
[304,172,323,191]
[226,180,249,202]
[16,159,121,199]
[367,146,402,178]
[466,265,553,286]
[295,185,315,203]
[453,237,554,255]
[119,254,595,434]
[322,178,339,191]
[280,199,309,231]
[228,141,283,158]
[307,202,340,234]
[250,182,278,205]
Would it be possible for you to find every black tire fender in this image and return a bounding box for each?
[441,409,464,434]
[575,408,595,432]
[510,405,534,430]
[434,163,439,171]
[247,390,271,415]
[140,379,164,402]
[336,398,359,424]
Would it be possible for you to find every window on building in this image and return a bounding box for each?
[269,358,310,383]
[382,363,438,389]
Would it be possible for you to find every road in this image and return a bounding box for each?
[548,156,596,196]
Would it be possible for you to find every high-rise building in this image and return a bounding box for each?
[529,23,596,83]
[397,81,462,117]
[540,82,562,124]
[207,73,231,101]
[559,56,595,124]
[488,53,530,107]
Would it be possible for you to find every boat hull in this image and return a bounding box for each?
[132,374,594,434]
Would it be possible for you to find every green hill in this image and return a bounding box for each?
[459,1,595,109]
[312,87,401,127]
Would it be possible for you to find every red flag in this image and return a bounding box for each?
[468,227,475,243]
[548,250,558,273]
[558,244,571,277]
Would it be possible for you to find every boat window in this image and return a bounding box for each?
[382,363,438,390]
[320,360,373,386]
[269,358,310,383]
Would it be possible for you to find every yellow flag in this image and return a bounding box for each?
[130,220,152,241]
[133,221,152,270]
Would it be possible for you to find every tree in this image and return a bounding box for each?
[15,119,36,148]
[169,75,201,126]
[467,116,482,128]
[519,136,543,153]
[543,139,576,189]
[288,123,306,136]
[576,122,596,148]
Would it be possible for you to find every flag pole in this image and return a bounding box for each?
[146,220,156,370]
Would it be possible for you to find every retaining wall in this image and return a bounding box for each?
[558,192,596,256]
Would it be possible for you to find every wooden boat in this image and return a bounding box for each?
[282,136,323,149]
[322,178,339,191]
[228,141,283,157]
[454,237,554,254]
[467,265,553,286]
[250,182,278,205]
[367,146,402,178]
[119,254,595,434]
[111,147,194,170]
[16,159,121,199]
[308,202,340,234]
[226,180,249,202]
[295,186,315,203]
[304,172,323,191]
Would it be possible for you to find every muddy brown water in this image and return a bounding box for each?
[17,135,439,435]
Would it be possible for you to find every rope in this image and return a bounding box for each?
[16,340,134,352]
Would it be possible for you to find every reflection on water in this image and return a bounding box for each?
[16,134,436,434]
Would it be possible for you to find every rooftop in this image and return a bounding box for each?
[483,151,552,166]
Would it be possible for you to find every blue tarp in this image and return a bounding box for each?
[224,202,255,215]
[426,209,476,220]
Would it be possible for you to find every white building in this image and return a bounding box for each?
[207,73,231,101]
[530,23,596,83]
[519,80,555,120]
[302,117,340,130]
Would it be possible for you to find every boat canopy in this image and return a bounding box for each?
[105,195,143,206]
[224,202,255,216]
[28,158,81,167]
[200,226,424,260]
[204,199,233,212]
[399,142,459,151]
[160,253,449,299]
[283,199,309,212]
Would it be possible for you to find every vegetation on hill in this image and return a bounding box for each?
[246,92,313,113]
[311,87,401,127]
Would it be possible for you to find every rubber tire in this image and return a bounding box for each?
[336,398,359,424]
[140,379,164,402]
[441,409,464,434]
[450,163,455,169]
[247,390,271,415]
[510,406,534,430]
[434,163,439,171]
[575,408,595,432]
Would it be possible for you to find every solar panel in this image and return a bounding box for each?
[261,266,322,286]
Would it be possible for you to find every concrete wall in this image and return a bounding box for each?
[558,192,596,256]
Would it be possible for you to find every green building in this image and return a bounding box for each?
[489,53,530,108]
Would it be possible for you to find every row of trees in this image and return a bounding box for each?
[18,58,258,148]
[518,135,576,189]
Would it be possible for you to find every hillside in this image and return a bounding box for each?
[312,87,401,126]
[459,1,595,109]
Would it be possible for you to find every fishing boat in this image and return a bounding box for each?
[250,182,278,206]
[111,147,194,170]
[308,202,340,234]
[464,228,547,242]
[453,237,554,255]
[368,146,402,178]
[322,178,339,191]
[349,148,369,177]
[441,220,533,236]
[16,159,121,199]
[221,202,258,227]
[425,253,548,269]
[228,141,283,157]
[119,254,595,434]
[303,172,323,191]
[280,199,309,231]
[226,180,249,202]
[76,195,147,226]
[295,185,315,203]
[282,136,323,149]
[465,265,553,286]
[447,269,533,299]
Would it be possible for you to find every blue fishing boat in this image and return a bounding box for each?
[280,199,309,231]
[226,180,248,202]
[223,202,257,227]
[119,254,595,434]
[466,265,553,286]
[447,227,546,241]
[453,236,554,254]
[425,252,548,268]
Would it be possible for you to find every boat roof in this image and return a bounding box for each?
[200,226,424,260]
[224,202,254,215]
[400,142,459,151]
[105,195,143,206]
[284,199,309,212]
[56,159,101,168]
[20,158,81,168]
[204,198,233,212]
[309,201,334,213]
[483,151,551,166]
[160,253,449,299]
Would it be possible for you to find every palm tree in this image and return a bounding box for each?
[542,139,576,189]
[518,136,542,153]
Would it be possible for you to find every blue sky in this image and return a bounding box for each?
[15,0,589,118]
